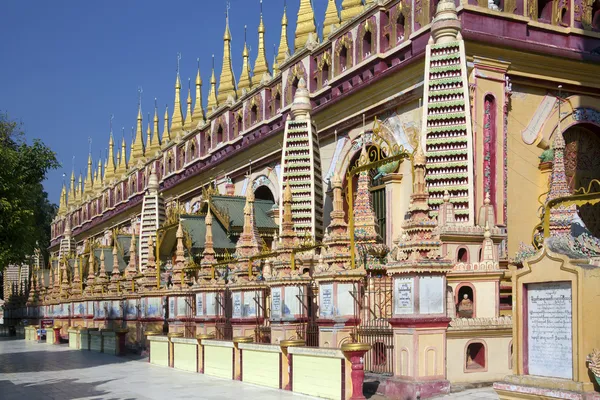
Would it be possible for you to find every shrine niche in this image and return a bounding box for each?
[334,33,353,75]
[563,123,600,238]
[269,83,282,117]
[313,51,331,90]
[529,0,568,25]
[284,62,306,105]
[244,94,263,129]
[386,2,411,49]
[357,16,377,62]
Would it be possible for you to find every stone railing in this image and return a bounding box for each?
[144,334,370,400]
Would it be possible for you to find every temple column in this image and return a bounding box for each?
[382,172,406,249]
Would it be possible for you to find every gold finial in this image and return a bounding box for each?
[146,112,152,155]
[171,53,184,132]
[95,156,103,188]
[193,58,205,125]
[83,139,94,195]
[58,181,67,215]
[131,87,146,161]
[238,25,253,93]
[253,0,270,81]
[128,126,136,166]
[294,0,317,52]
[276,2,290,67]
[207,55,218,110]
[341,0,364,23]
[218,3,238,104]
[150,98,161,154]
[163,104,171,143]
[324,0,341,36]
[70,162,77,202]
[105,115,116,183]
[184,78,194,130]
[116,127,128,175]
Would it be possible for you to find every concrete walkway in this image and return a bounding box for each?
[0,338,310,400]
[0,338,499,400]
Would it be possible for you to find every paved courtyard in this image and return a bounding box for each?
[0,338,499,400]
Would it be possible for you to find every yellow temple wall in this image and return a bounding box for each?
[204,341,234,379]
[473,281,497,318]
[289,347,347,400]
[172,338,198,373]
[238,343,281,389]
[447,336,512,383]
[148,337,169,367]
[395,332,414,377]
[417,332,445,378]
[505,86,547,257]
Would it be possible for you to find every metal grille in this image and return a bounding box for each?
[371,183,387,244]
[295,284,320,347]
[215,289,233,340]
[357,273,394,375]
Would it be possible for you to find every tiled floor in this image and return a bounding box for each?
[0,338,309,400]
[0,338,499,400]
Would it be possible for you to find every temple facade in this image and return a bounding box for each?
[5,0,600,397]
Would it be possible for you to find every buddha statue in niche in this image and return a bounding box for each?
[457,293,473,318]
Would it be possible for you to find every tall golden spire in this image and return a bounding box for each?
[70,167,77,202]
[149,99,161,155]
[58,182,67,215]
[171,53,184,132]
[341,0,364,23]
[238,25,253,94]
[145,113,154,158]
[217,5,237,104]
[128,126,135,166]
[324,0,341,36]
[131,89,146,161]
[83,150,94,196]
[115,130,127,176]
[76,173,83,203]
[207,55,218,111]
[294,0,317,52]
[253,0,270,81]
[193,59,205,125]
[184,78,194,130]
[95,156,103,190]
[276,4,290,68]
[105,117,116,183]
[163,105,171,144]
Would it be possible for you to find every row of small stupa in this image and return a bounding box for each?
[57,0,378,215]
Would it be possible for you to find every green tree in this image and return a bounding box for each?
[0,113,60,272]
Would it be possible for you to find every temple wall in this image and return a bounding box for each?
[505,85,547,256]
[241,346,280,389]
[447,336,512,383]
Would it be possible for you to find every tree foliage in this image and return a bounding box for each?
[0,113,59,271]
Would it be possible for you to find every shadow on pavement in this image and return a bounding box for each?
[0,348,133,373]
[0,377,137,400]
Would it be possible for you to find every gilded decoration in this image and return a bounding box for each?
[285,62,307,105]
[270,83,282,117]
[579,0,595,28]
[529,0,562,25]
[212,115,228,146]
[244,94,263,129]
[334,33,353,75]
[233,109,244,137]
[388,2,412,49]
[414,0,431,29]
[357,16,377,62]
[314,51,332,90]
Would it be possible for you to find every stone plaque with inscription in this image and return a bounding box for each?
[320,284,334,318]
[271,288,282,318]
[394,277,414,315]
[527,282,572,380]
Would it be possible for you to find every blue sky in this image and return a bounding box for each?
[0,0,340,204]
